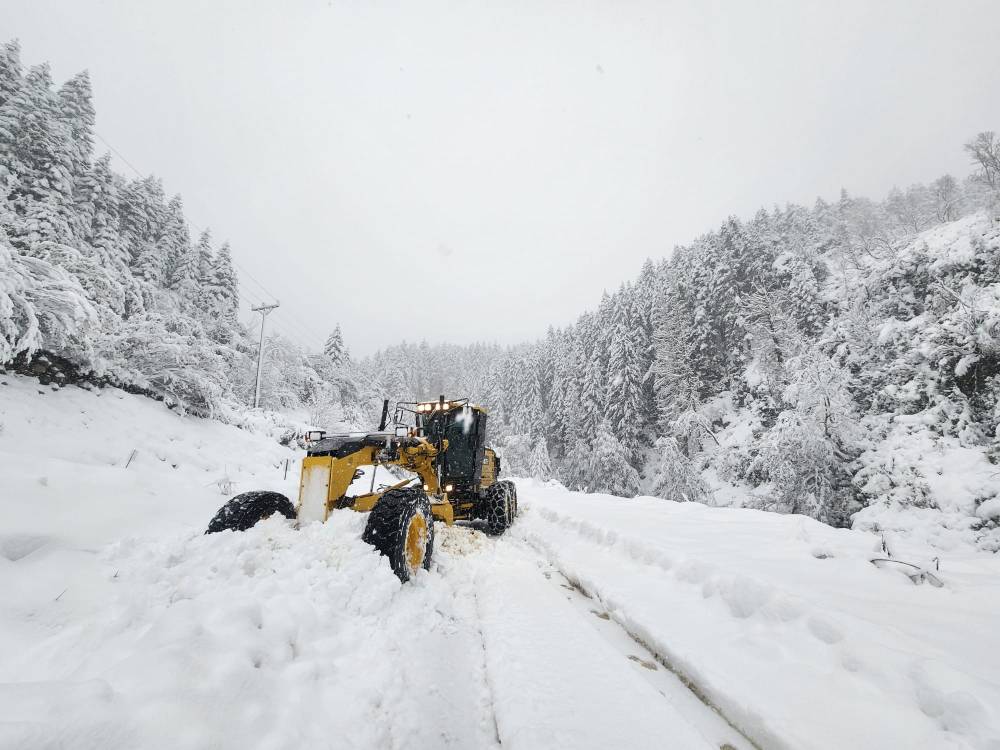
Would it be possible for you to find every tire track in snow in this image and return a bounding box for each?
[430,524,504,747]
[444,520,735,749]
[502,533,759,750]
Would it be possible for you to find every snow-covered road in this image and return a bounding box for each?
[0,510,751,750]
[3,376,999,749]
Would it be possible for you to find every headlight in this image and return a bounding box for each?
[445,484,454,492]
[423,484,429,491]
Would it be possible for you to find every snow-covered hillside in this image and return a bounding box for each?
[2,377,999,750]
[357,208,1000,554]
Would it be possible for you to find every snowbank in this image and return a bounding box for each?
[513,480,1000,750]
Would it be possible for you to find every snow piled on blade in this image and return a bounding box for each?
[512,480,1000,750]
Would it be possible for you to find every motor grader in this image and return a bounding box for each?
[206,396,518,581]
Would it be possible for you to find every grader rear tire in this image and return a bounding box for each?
[483,480,517,536]
[362,487,434,582]
[205,491,296,534]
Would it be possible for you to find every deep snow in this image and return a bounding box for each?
[2,375,999,749]
[514,481,1000,749]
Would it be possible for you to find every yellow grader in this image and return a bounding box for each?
[206,396,518,581]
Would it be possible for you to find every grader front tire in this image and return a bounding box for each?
[205,491,296,534]
[362,487,434,582]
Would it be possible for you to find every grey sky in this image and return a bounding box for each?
[3,0,999,355]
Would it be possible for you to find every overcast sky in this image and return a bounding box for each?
[3,0,999,355]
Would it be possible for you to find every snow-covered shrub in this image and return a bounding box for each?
[559,438,591,491]
[716,444,753,485]
[853,456,935,511]
[752,350,859,525]
[496,433,533,477]
[648,436,708,503]
[0,238,97,363]
[561,422,640,498]
[101,312,237,416]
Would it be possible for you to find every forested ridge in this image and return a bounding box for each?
[2,39,999,548]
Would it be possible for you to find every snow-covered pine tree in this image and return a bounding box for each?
[782,255,824,337]
[605,294,644,464]
[162,195,194,294]
[195,229,213,281]
[527,437,554,480]
[0,40,24,195]
[516,349,543,437]
[123,176,167,287]
[56,70,94,200]
[77,155,118,257]
[208,241,239,321]
[651,272,701,431]
[688,234,726,392]
[324,324,348,367]
[188,229,216,316]
[547,328,581,455]
[743,280,802,394]
[0,39,21,109]
[633,258,659,436]
[579,353,605,438]
[4,63,76,251]
[538,328,557,442]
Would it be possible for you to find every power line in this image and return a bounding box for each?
[95,129,285,302]
[238,287,315,352]
[94,131,148,180]
[94,129,328,352]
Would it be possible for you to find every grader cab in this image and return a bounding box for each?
[206,397,518,581]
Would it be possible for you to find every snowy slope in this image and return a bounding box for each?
[2,376,999,749]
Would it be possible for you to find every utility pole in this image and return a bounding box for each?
[251,301,280,409]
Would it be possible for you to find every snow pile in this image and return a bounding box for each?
[0,375,299,680]
[513,480,1000,750]
[0,377,501,749]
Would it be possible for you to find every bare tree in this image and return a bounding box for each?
[965,131,1000,191]
[930,174,961,223]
